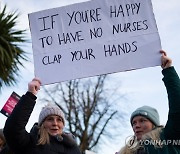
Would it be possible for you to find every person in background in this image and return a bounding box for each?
[3,78,81,154]
[0,129,6,152]
[0,129,12,154]
[116,50,180,154]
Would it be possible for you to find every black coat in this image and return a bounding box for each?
[3,92,81,154]
[0,144,13,154]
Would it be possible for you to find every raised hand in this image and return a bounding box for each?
[160,50,172,69]
[28,78,41,95]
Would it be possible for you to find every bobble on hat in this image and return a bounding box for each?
[130,105,160,126]
[38,103,65,126]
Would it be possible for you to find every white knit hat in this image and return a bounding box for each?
[38,104,65,126]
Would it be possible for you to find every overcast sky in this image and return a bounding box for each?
[0,0,180,153]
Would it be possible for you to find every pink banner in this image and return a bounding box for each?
[1,92,20,117]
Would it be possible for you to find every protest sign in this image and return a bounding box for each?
[28,0,161,85]
[1,92,20,117]
[85,150,96,154]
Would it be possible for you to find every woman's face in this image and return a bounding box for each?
[43,115,64,136]
[132,116,154,140]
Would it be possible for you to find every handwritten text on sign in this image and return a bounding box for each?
[28,0,161,85]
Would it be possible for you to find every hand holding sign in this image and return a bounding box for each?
[160,50,172,69]
[28,78,41,95]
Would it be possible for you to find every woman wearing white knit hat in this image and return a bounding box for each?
[3,78,81,154]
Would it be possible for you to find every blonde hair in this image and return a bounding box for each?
[119,126,163,154]
[142,126,163,148]
[37,124,62,145]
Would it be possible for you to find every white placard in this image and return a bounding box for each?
[28,0,161,85]
[85,150,96,154]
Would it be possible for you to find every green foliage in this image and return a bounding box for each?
[0,5,28,89]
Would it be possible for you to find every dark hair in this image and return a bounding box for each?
[0,129,6,145]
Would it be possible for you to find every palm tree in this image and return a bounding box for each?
[0,5,28,90]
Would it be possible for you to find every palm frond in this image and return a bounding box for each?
[0,5,28,89]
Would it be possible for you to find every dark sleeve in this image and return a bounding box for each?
[72,146,82,154]
[3,92,37,152]
[162,67,180,140]
[0,144,13,154]
[62,133,81,154]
